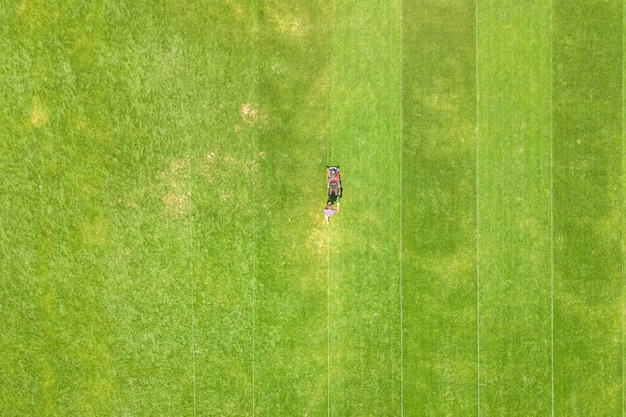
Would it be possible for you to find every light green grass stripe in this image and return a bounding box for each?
[251,1,258,414]
[476,1,481,413]
[550,0,555,414]
[325,10,333,416]
[184,3,257,414]
[399,0,404,413]
[329,0,402,414]
[552,0,623,414]
[477,1,552,414]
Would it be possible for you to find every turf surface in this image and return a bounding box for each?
[553,1,624,414]
[1,0,625,415]
[477,1,553,414]
[402,1,478,414]
[329,1,402,415]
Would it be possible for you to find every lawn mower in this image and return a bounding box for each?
[326,165,342,203]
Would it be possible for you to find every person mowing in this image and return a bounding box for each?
[324,166,343,224]
[323,202,340,224]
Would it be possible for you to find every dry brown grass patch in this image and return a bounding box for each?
[30,101,48,127]
[157,157,190,219]
[240,102,258,126]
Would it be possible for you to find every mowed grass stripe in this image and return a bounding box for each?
[252,1,330,414]
[329,1,402,414]
[401,0,478,414]
[477,1,552,414]
[552,1,624,414]
[187,2,256,414]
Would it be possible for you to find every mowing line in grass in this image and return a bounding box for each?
[623,2,626,413]
[549,1,555,415]
[622,2,626,414]
[398,0,404,414]
[475,2,481,414]
[251,2,258,414]
[325,9,332,416]
[553,1,623,414]
[327,228,331,417]
[622,1,625,414]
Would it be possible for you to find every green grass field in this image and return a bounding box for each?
[1,0,625,415]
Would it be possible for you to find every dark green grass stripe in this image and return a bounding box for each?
[401,0,478,415]
[553,1,623,414]
[477,1,552,414]
[329,1,402,414]
[623,2,626,413]
[251,1,331,414]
